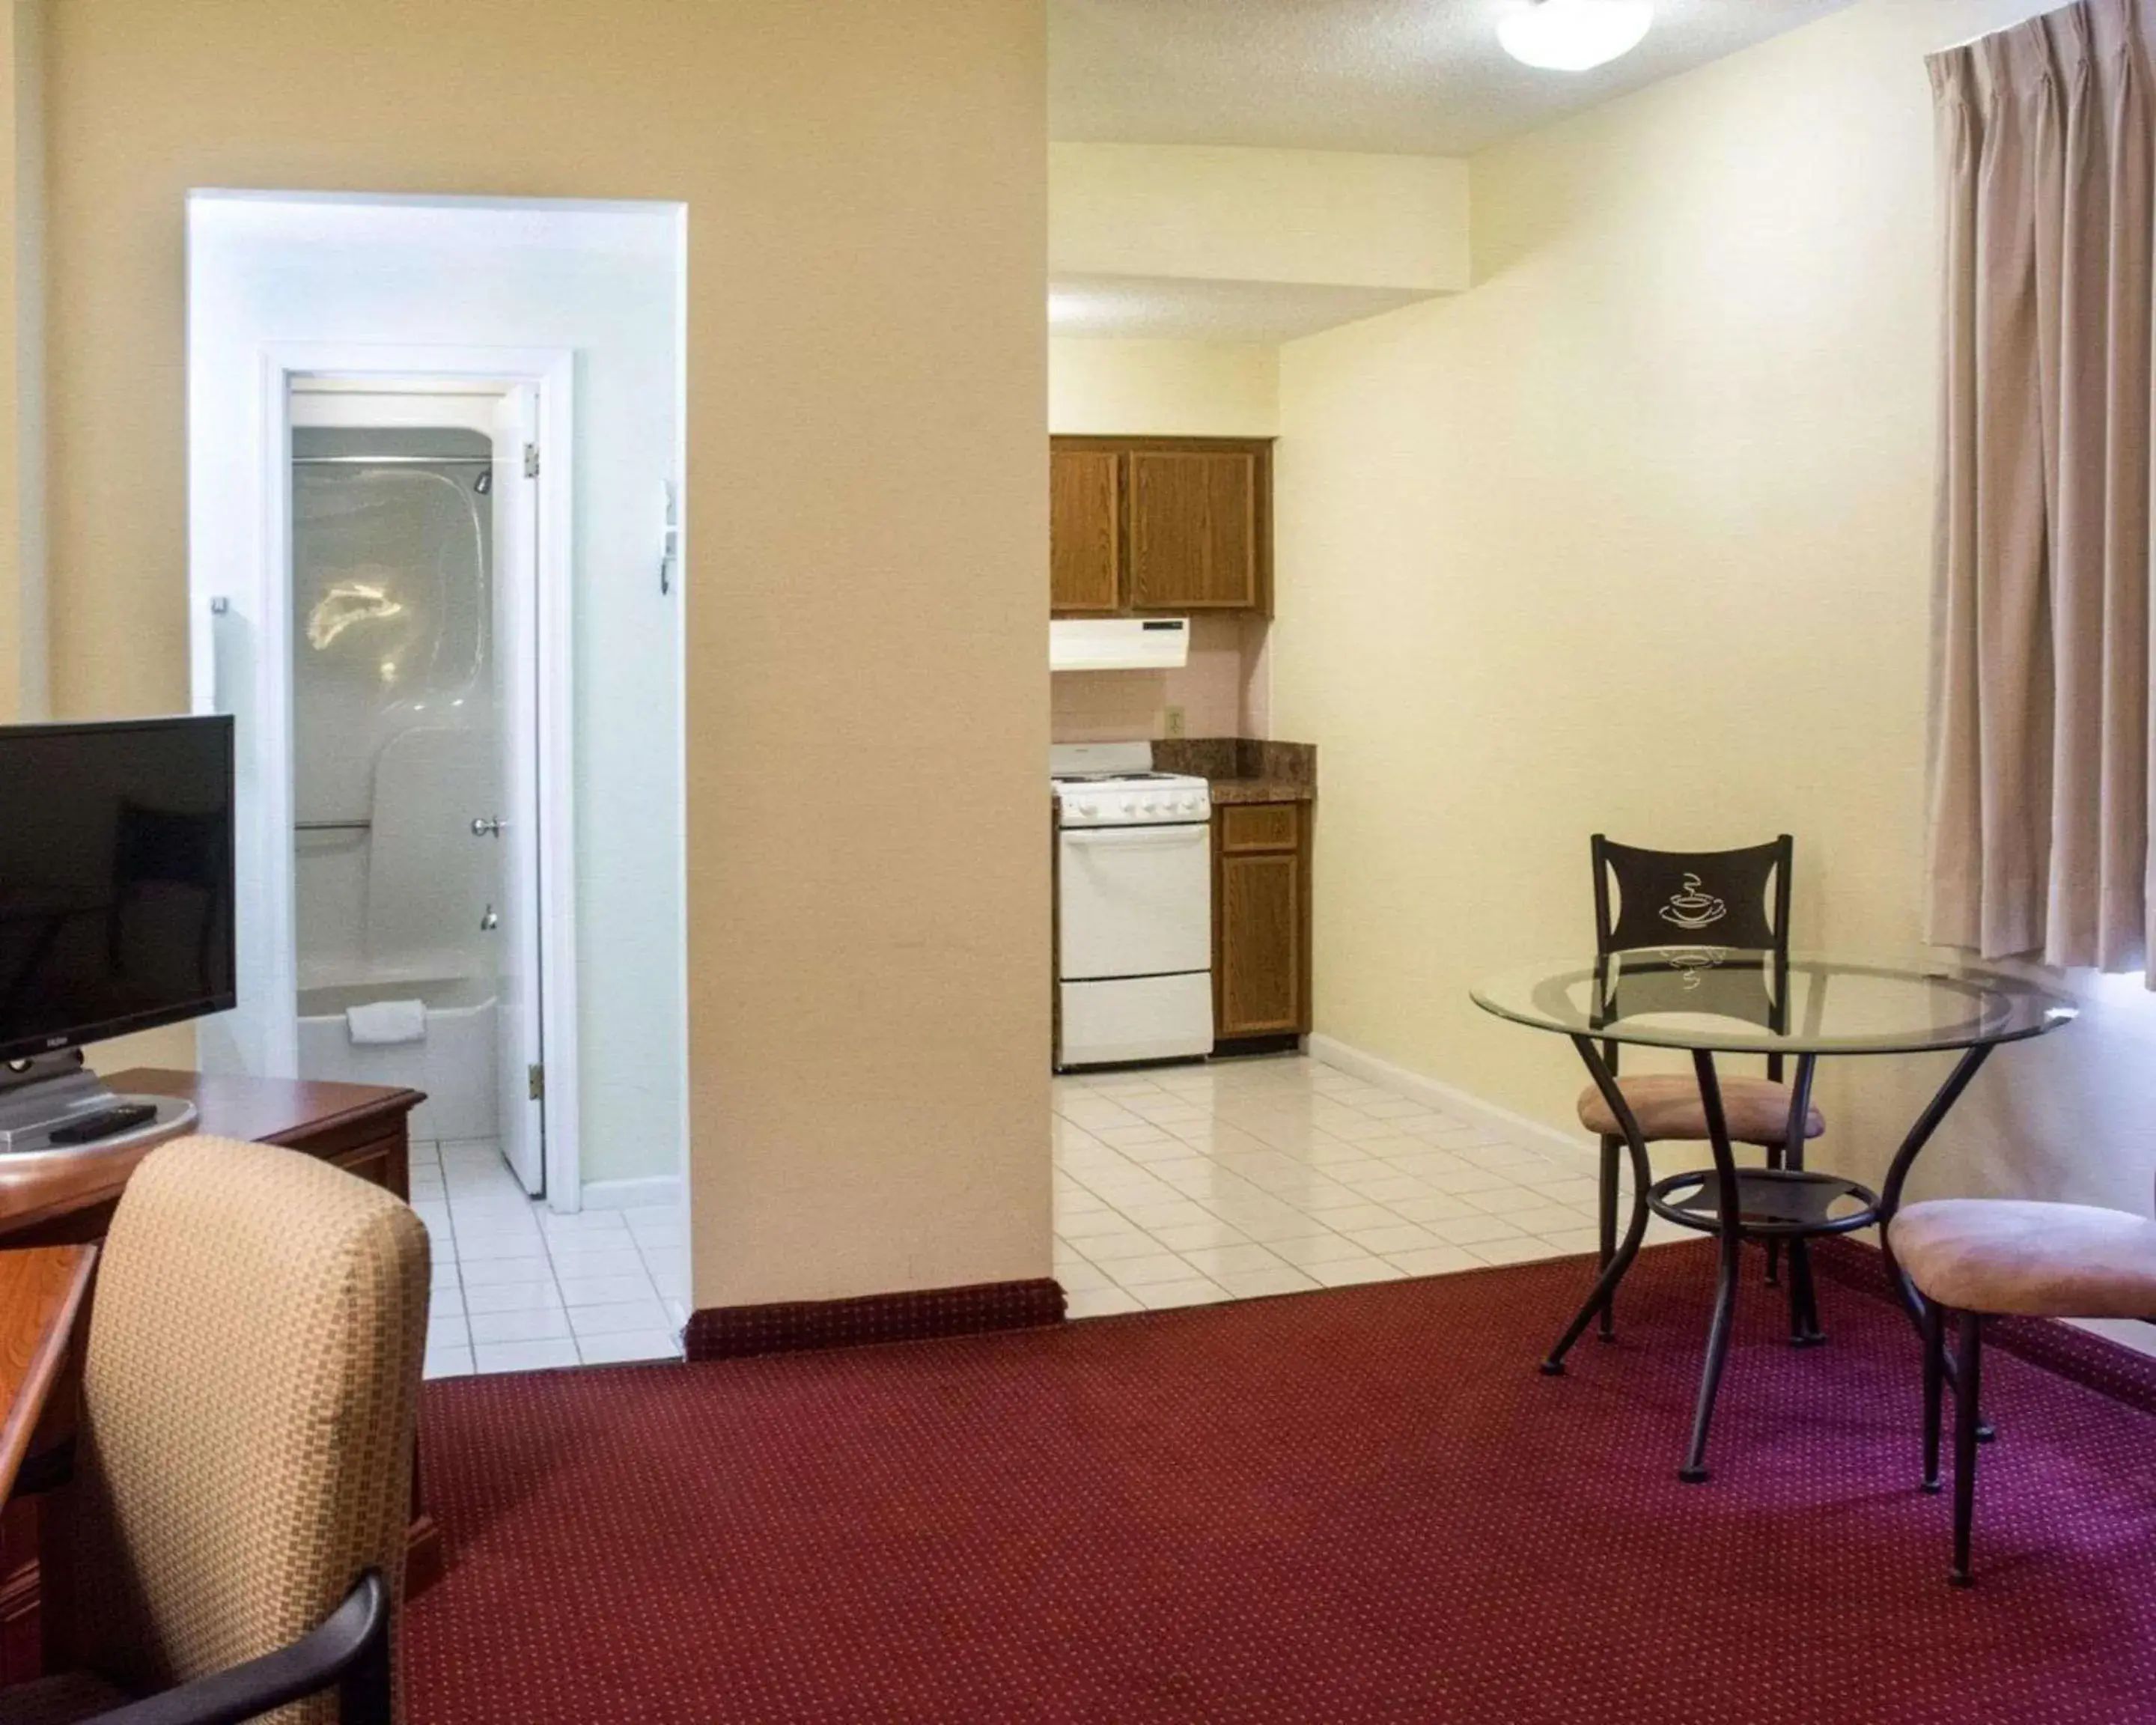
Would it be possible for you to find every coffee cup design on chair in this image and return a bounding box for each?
[1659,874,1728,933]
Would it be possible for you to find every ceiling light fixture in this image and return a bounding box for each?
[1498,0,1654,72]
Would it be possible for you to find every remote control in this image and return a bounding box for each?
[49,1103,159,1146]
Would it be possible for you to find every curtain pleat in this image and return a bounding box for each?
[1927,0,2156,976]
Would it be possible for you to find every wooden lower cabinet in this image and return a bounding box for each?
[1213,801,1312,1048]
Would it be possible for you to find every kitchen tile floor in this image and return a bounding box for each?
[1055,1053,1690,1317]
[409,1139,689,1380]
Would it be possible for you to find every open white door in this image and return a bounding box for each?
[490,386,546,1195]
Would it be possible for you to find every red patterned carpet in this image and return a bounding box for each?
[404,1243,2156,1724]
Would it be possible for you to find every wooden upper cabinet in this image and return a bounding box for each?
[1050,446,1124,612]
[1127,450,1261,610]
[1050,436,1273,616]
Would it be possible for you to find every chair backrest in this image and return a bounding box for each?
[1591,835,1793,956]
[65,1136,428,1723]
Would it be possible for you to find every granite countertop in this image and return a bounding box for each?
[1153,738,1316,804]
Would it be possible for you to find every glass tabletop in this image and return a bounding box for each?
[1470,951,2077,1056]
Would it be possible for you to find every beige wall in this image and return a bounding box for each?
[1050,338,1278,437]
[0,0,40,722]
[1272,0,2156,1217]
[35,0,1050,1306]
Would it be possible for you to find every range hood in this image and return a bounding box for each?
[1050,617,1190,673]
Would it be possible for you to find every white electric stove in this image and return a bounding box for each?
[1051,742,1213,1069]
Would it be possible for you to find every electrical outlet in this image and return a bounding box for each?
[1163,705,1187,739]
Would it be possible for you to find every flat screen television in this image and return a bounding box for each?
[0,715,236,1061]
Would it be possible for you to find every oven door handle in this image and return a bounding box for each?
[1061,824,1208,848]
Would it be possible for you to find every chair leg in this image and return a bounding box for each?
[1543,1172,1649,1375]
[1787,1237,1824,1347]
[1597,1134,1619,1340]
[1920,1299,1943,1494]
[1764,1143,1784,1288]
[1678,1222,1744,1483]
[1952,1309,1984,1587]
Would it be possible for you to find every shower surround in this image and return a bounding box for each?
[290,425,503,1141]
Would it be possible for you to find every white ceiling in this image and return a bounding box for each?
[1049,0,1860,157]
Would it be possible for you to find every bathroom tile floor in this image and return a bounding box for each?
[409,1140,689,1379]
[1053,1053,1693,1316]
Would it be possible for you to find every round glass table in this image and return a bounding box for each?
[1470,950,2077,1480]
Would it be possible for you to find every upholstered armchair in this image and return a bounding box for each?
[0,1134,429,1722]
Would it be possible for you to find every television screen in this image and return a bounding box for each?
[0,717,236,1060]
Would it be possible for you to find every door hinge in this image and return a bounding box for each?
[523,443,540,479]
[527,1062,545,1102]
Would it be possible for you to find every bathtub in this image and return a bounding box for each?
[296,975,499,1143]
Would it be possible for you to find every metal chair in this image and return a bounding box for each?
[1891,1196,2156,1586]
[1581,836,1829,1344]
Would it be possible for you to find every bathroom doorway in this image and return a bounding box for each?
[287,380,551,1194]
[186,192,690,1230]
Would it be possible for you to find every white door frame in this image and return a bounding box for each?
[208,340,583,1210]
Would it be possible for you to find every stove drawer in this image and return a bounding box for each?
[1059,973,1213,1068]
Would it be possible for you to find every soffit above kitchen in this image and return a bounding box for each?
[1049,0,1862,158]
[1048,0,1860,341]
[1051,142,1467,344]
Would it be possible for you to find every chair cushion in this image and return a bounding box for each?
[0,1670,134,1724]
[1576,1073,1825,1146]
[1889,1199,2156,1318]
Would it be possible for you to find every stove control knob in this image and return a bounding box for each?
[1074,800,1097,820]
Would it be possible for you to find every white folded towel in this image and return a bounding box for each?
[347,999,427,1046]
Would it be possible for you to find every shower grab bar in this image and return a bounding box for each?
[295,820,372,833]
[206,595,231,714]
[290,454,493,466]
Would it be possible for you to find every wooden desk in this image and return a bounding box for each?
[0,1246,95,1682]
[0,1070,420,1247]
[0,1071,431,1682]
[0,1248,94,1504]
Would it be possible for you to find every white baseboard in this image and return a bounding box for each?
[2066,1315,2156,1360]
[1306,1033,1596,1168]
[578,1174,684,1212]
[1828,1236,2156,1360]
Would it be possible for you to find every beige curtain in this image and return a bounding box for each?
[1928,0,2156,973]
